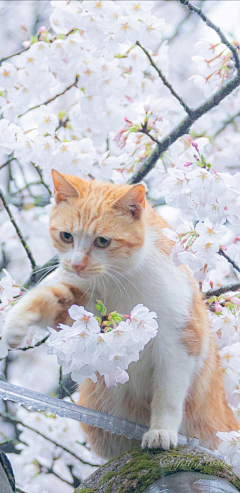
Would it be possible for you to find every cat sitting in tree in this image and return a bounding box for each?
[3,170,239,458]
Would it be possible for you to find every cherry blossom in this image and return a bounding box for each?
[47,304,158,387]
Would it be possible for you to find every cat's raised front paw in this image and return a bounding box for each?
[2,309,40,349]
[141,429,177,451]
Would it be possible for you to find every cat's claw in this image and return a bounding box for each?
[141,429,178,450]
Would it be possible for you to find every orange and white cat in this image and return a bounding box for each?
[2,170,239,459]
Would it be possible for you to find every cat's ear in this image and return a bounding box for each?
[51,169,80,203]
[112,184,145,219]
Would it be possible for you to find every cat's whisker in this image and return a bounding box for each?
[99,274,107,306]
[87,277,96,309]
[107,266,145,300]
[105,271,132,312]
[28,265,58,289]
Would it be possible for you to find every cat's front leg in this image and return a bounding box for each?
[2,282,88,348]
[142,343,196,450]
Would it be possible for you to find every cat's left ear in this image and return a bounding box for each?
[52,169,80,203]
[112,184,145,219]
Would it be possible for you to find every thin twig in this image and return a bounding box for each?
[167,10,192,43]
[0,47,29,65]
[138,127,161,145]
[204,282,240,299]
[0,155,16,170]
[180,0,240,75]
[136,41,192,116]
[214,110,240,138]
[58,366,75,403]
[218,248,240,274]
[17,334,50,351]
[31,162,52,195]
[0,412,101,467]
[0,188,36,269]
[19,76,79,118]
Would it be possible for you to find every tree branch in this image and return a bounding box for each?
[136,41,192,116]
[218,248,240,274]
[180,0,240,75]
[0,189,37,270]
[19,76,79,118]
[128,72,240,184]
[204,282,240,299]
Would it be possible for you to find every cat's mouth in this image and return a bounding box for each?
[61,260,104,277]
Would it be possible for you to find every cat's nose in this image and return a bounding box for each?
[71,257,88,274]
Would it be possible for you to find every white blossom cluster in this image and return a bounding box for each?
[47,304,158,387]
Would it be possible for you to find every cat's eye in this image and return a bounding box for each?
[94,237,111,248]
[60,231,73,243]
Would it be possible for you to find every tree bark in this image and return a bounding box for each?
[75,444,240,493]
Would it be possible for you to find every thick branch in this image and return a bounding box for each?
[19,76,79,118]
[180,0,240,74]
[204,282,240,299]
[129,72,240,184]
[0,189,36,269]
[136,41,192,116]
[218,248,240,274]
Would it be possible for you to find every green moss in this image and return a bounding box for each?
[76,489,94,493]
[76,445,240,493]
[100,471,118,485]
[105,480,115,493]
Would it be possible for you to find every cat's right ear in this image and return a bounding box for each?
[51,170,80,203]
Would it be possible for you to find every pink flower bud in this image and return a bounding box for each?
[215,299,222,313]
[37,26,47,34]
[124,117,132,124]
[20,23,28,32]
[22,40,31,49]
[192,141,199,152]
[184,162,192,167]
[233,236,240,244]
[220,245,227,251]
[210,280,213,288]
[144,104,150,113]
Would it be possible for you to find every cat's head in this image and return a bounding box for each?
[50,170,147,279]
